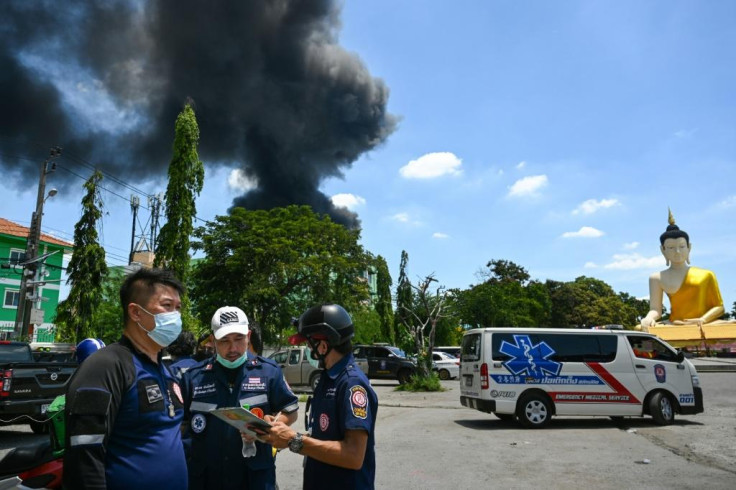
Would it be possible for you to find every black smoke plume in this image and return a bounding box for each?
[0,0,397,228]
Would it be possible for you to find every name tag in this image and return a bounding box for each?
[190,401,217,412]
[241,394,268,406]
[193,382,217,397]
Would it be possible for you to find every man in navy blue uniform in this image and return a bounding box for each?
[182,306,299,490]
[264,304,378,490]
[63,268,187,490]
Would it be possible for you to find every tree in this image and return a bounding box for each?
[398,274,449,377]
[374,255,395,343]
[55,171,108,342]
[190,206,370,344]
[91,268,127,344]
[155,102,204,331]
[452,260,550,329]
[394,250,413,350]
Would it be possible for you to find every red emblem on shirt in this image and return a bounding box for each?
[320,413,329,432]
[172,383,183,404]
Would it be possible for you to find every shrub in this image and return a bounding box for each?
[395,372,444,392]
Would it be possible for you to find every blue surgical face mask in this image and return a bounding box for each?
[136,305,182,347]
[216,352,248,369]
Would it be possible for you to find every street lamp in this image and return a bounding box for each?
[13,147,62,340]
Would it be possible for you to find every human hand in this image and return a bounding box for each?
[259,421,294,450]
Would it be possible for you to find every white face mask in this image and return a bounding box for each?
[136,305,183,347]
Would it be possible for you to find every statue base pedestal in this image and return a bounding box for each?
[640,322,736,348]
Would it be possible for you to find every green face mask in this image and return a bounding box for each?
[216,352,248,369]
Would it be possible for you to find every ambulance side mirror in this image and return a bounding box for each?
[675,351,685,363]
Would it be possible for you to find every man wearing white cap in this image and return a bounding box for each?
[182,306,299,490]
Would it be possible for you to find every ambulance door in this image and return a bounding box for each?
[627,335,690,402]
[460,331,483,399]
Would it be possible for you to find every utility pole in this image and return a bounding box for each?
[14,147,62,340]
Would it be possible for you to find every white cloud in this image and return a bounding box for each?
[330,193,366,210]
[584,261,598,268]
[432,232,449,239]
[507,174,548,198]
[516,161,526,169]
[399,152,462,179]
[572,198,620,215]
[603,253,663,270]
[674,128,697,139]
[622,241,639,250]
[390,212,410,223]
[561,226,604,238]
[717,195,736,208]
[228,169,258,192]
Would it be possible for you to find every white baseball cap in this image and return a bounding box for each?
[211,306,249,340]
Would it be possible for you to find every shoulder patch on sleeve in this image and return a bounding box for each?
[349,385,368,419]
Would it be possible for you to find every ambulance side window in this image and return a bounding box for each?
[461,333,481,362]
[534,334,613,362]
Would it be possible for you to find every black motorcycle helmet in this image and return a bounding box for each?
[289,304,354,346]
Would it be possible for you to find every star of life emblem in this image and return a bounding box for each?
[191,413,207,433]
[499,334,562,378]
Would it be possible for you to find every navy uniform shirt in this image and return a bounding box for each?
[182,354,298,490]
[305,353,378,490]
[64,335,187,490]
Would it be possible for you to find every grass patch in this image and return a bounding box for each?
[395,372,445,392]
[298,394,311,402]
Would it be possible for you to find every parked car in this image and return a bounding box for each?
[432,351,460,380]
[352,344,416,384]
[434,346,461,358]
[269,345,368,391]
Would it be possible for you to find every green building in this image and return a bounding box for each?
[0,218,73,341]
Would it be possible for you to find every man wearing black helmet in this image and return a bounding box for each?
[264,304,378,490]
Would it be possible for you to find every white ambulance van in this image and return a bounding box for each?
[459,328,703,428]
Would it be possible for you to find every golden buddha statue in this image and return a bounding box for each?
[640,211,725,329]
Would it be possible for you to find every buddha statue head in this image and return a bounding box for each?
[659,209,691,267]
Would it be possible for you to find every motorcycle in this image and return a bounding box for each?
[0,439,62,489]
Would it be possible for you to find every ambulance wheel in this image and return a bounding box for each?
[309,372,321,391]
[438,369,451,380]
[517,393,552,428]
[495,413,516,422]
[649,392,675,426]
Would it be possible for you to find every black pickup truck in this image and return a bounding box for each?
[352,344,416,384]
[0,341,77,433]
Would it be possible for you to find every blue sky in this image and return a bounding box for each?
[3,0,735,316]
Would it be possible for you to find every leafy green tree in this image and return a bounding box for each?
[351,306,383,344]
[55,171,108,342]
[547,276,646,328]
[190,206,370,344]
[92,268,127,344]
[155,102,204,331]
[451,260,550,329]
[394,250,413,349]
[374,255,394,343]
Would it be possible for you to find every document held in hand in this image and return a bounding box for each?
[210,406,272,437]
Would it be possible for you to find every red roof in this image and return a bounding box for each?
[0,218,73,248]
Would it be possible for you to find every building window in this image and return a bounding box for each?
[3,290,20,308]
[9,249,25,264]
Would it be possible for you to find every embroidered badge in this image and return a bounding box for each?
[654,364,666,383]
[172,383,183,404]
[191,413,207,433]
[350,385,368,419]
[145,384,163,404]
[320,413,329,432]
